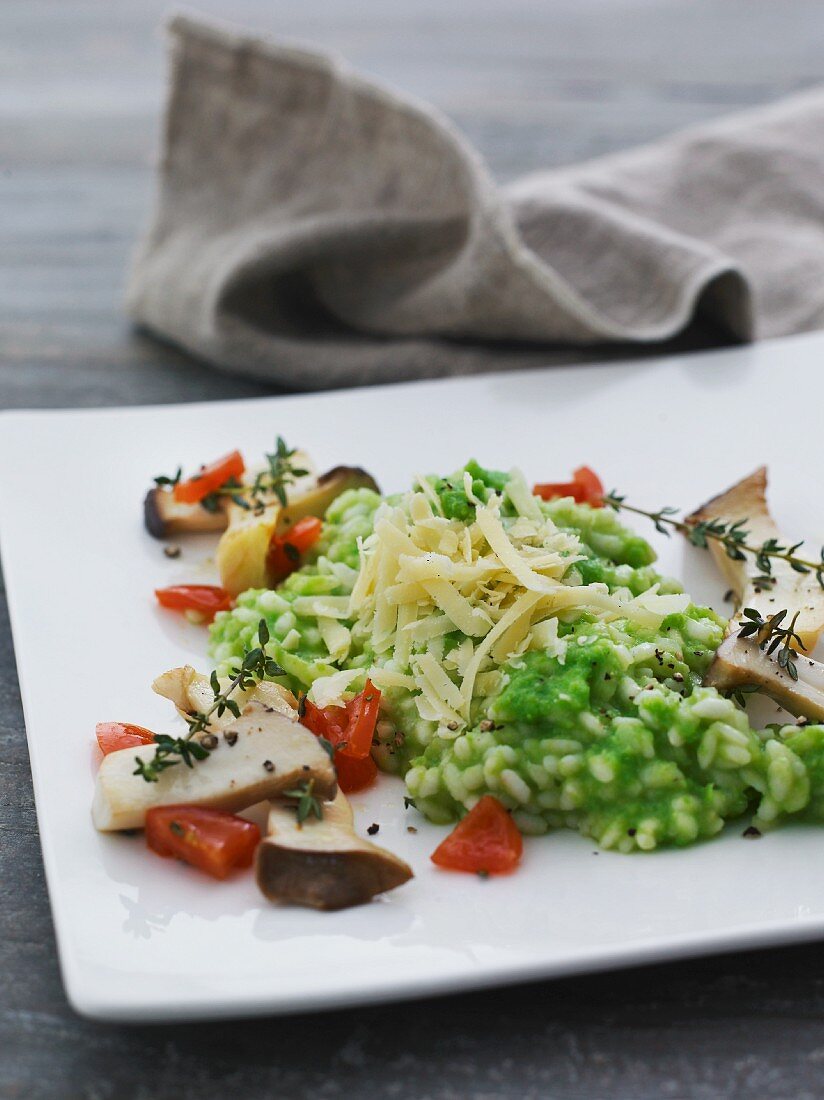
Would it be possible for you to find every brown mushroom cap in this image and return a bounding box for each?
[275,466,380,536]
[256,790,412,910]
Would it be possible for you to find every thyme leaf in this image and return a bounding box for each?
[134,619,284,782]
[153,437,308,512]
[738,607,803,682]
[153,467,182,488]
[725,683,761,709]
[605,491,822,590]
[283,779,324,825]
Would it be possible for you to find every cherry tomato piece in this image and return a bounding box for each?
[96,722,156,755]
[339,680,381,759]
[145,805,261,880]
[431,795,523,875]
[300,682,381,760]
[532,479,579,501]
[300,699,348,743]
[299,682,382,793]
[267,516,324,584]
[155,584,233,624]
[173,450,245,505]
[571,465,605,506]
[335,752,379,793]
[533,465,604,507]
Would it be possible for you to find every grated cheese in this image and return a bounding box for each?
[309,668,361,708]
[317,616,351,662]
[347,474,682,731]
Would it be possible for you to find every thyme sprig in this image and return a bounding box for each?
[604,492,824,590]
[153,468,181,489]
[284,779,324,825]
[153,436,309,514]
[738,607,803,682]
[727,683,761,709]
[134,619,284,782]
[257,436,310,508]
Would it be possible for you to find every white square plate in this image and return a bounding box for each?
[4,332,824,1023]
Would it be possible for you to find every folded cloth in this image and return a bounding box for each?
[127,12,824,389]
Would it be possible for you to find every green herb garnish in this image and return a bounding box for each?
[283,779,324,825]
[133,619,284,782]
[153,467,182,488]
[152,436,308,512]
[605,492,824,591]
[738,607,803,681]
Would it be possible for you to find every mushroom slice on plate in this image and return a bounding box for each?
[152,666,297,730]
[92,701,337,832]
[275,466,380,532]
[143,488,230,539]
[706,633,824,723]
[256,789,413,910]
[215,452,316,597]
[686,467,824,653]
[216,464,379,597]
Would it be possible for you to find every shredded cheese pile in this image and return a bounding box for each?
[313,470,690,728]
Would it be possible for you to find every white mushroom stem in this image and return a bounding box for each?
[256,790,413,910]
[706,633,824,723]
[92,702,337,832]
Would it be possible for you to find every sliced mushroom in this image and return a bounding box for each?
[275,466,380,534]
[144,489,229,539]
[217,464,379,597]
[92,701,337,832]
[216,499,280,596]
[152,666,297,730]
[707,633,824,723]
[215,453,315,595]
[687,467,824,652]
[256,789,413,910]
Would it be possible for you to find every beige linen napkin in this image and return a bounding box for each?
[128,13,824,389]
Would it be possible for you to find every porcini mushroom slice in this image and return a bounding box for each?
[275,466,380,534]
[92,702,337,832]
[216,452,317,596]
[144,488,229,539]
[152,666,297,730]
[256,790,413,910]
[707,633,824,723]
[686,467,824,652]
[216,463,380,597]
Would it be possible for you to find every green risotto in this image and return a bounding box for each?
[209,464,824,852]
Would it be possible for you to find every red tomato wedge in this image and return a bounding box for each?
[300,698,347,740]
[533,465,604,507]
[341,681,381,758]
[96,722,156,755]
[334,752,379,793]
[573,465,605,504]
[431,795,523,875]
[173,450,245,505]
[299,681,382,792]
[145,806,261,880]
[155,584,233,624]
[267,516,323,584]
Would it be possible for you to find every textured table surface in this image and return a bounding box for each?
[5,2,824,1097]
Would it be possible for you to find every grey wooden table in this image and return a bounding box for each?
[5,2,824,1097]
